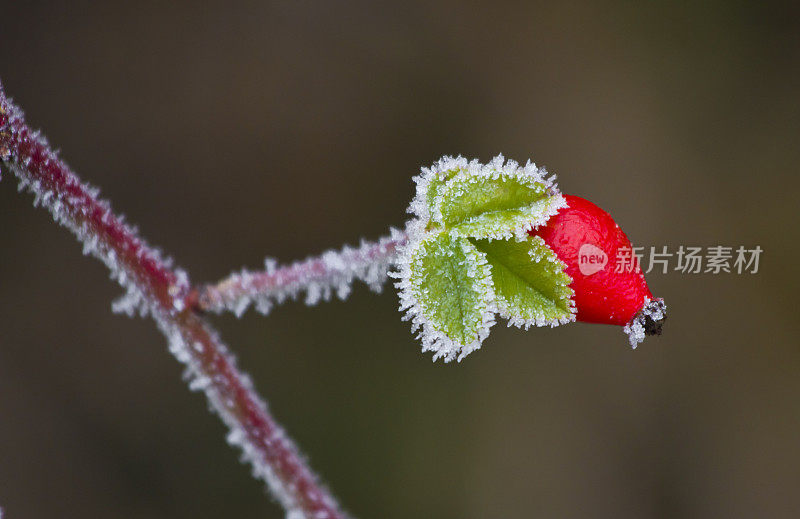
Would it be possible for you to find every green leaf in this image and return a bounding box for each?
[471,235,575,328]
[425,167,462,218]
[435,170,564,239]
[401,155,576,360]
[449,196,564,239]
[405,232,494,361]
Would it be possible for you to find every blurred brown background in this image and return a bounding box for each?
[1,1,798,518]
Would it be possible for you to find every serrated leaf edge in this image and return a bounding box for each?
[407,155,473,223]
[391,226,497,362]
[431,160,552,225]
[447,193,568,241]
[399,154,574,361]
[408,154,561,226]
[489,235,577,330]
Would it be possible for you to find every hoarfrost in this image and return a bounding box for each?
[206,231,403,317]
[2,88,341,518]
[412,154,562,226]
[111,288,148,318]
[395,154,571,361]
[392,229,496,362]
[490,235,576,330]
[9,164,185,321]
[156,317,307,515]
[623,297,667,348]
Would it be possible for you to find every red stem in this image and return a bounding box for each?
[0,84,346,519]
[196,234,405,315]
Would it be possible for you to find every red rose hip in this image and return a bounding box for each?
[530,195,666,347]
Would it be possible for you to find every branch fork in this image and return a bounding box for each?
[0,82,388,519]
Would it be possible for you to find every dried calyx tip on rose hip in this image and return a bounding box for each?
[394,155,666,362]
[528,193,667,349]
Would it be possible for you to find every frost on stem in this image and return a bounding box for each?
[157,316,341,518]
[1,102,190,320]
[394,155,574,362]
[200,231,405,317]
[0,84,346,519]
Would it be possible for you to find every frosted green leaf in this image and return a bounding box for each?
[425,167,462,220]
[471,235,575,328]
[404,232,495,361]
[450,195,565,239]
[399,154,576,361]
[436,171,565,239]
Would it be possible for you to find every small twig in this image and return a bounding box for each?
[195,232,406,316]
[0,83,346,519]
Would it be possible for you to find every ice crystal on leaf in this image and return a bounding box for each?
[397,233,496,362]
[471,235,575,329]
[434,165,565,240]
[395,155,574,361]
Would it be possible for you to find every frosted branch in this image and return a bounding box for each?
[0,83,347,519]
[195,231,406,316]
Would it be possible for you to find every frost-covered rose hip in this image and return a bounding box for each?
[396,155,666,361]
[530,194,666,346]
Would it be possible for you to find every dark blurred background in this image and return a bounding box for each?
[1,1,798,518]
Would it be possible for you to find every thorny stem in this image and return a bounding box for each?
[192,234,406,316]
[0,83,346,519]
